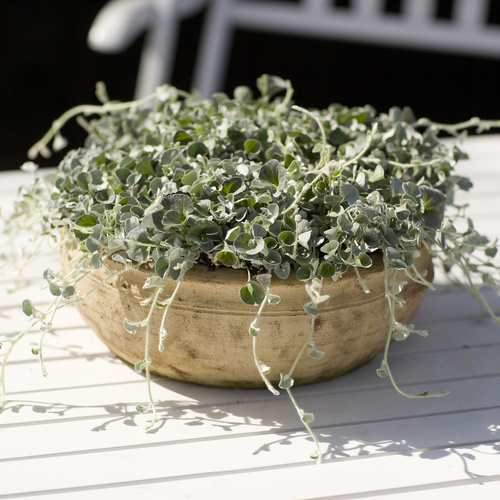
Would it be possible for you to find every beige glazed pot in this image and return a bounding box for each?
[61,239,433,388]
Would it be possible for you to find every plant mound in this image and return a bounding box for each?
[2,75,499,463]
[34,76,476,283]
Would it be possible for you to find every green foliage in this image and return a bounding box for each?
[17,75,482,284]
[2,75,500,464]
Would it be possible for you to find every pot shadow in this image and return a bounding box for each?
[4,355,500,482]
[3,283,500,480]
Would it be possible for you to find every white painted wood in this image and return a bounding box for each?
[454,0,489,28]
[1,134,500,498]
[304,0,329,11]
[403,0,435,25]
[351,0,385,19]
[1,439,500,497]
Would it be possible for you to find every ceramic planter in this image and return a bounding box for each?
[61,239,433,388]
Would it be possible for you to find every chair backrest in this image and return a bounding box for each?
[89,0,500,98]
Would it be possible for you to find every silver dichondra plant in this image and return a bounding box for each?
[1,75,500,462]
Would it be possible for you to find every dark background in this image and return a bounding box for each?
[2,0,500,170]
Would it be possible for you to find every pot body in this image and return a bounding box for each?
[61,241,433,388]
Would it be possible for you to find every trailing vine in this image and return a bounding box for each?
[1,75,500,463]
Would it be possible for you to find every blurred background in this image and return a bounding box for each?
[2,0,500,171]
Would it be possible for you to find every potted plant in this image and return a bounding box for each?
[1,75,499,463]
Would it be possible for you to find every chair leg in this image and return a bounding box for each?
[134,0,181,98]
[192,0,235,97]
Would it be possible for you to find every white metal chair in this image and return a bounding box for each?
[87,0,207,99]
[88,0,500,98]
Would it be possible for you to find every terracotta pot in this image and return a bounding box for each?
[61,240,433,388]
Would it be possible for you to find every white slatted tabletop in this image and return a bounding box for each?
[1,135,500,499]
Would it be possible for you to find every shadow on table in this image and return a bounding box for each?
[3,356,500,481]
[2,283,500,479]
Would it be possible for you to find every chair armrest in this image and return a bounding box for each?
[88,0,208,54]
[88,0,154,53]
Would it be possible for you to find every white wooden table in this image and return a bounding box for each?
[1,135,500,499]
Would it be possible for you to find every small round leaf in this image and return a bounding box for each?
[318,262,336,278]
[22,299,34,317]
[155,256,169,278]
[216,250,238,267]
[240,281,265,306]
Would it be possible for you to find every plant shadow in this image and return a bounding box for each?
[3,353,500,481]
[2,282,500,480]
